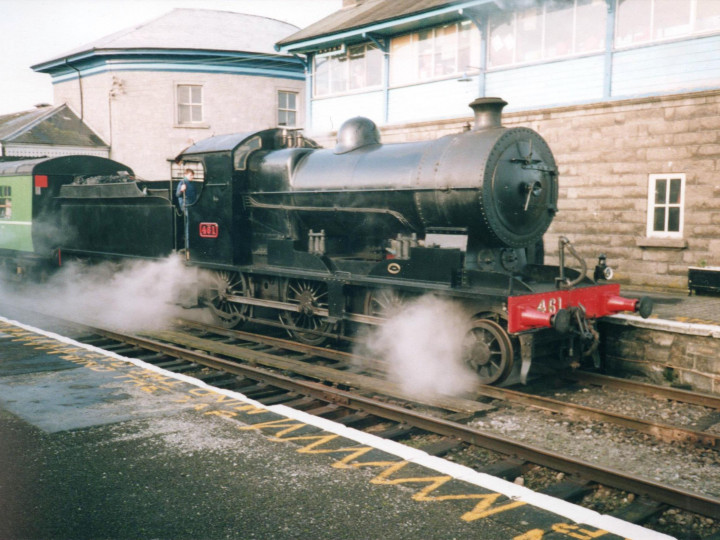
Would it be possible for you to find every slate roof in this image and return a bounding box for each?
[33,9,299,70]
[276,0,491,48]
[0,105,107,148]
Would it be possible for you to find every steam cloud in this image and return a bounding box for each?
[0,254,205,332]
[358,295,478,399]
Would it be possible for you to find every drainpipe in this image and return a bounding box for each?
[603,0,617,99]
[64,59,84,119]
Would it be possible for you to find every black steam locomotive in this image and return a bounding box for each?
[1,98,651,384]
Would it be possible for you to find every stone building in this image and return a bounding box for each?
[277,0,720,291]
[32,9,306,179]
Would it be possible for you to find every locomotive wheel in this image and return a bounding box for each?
[363,288,407,317]
[463,319,514,385]
[207,271,251,328]
[280,279,333,345]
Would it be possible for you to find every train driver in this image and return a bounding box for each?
[176,168,198,256]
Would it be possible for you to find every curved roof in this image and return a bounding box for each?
[0,156,132,177]
[33,9,299,69]
[180,132,261,156]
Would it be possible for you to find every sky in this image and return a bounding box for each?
[0,0,342,116]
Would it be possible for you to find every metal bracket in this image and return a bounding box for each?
[363,32,389,52]
[292,53,311,71]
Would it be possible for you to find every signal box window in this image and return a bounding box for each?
[177,84,203,124]
[314,43,382,97]
[0,186,11,219]
[278,91,298,127]
[390,21,481,85]
[487,0,606,68]
[647,174,685,238]
[616,0,720,48]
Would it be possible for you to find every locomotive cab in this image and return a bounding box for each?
[178,129,318,268]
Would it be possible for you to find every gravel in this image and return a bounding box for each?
[452,380,720,538]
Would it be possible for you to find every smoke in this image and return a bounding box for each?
[0,254,205,332]
[357,295,478,399]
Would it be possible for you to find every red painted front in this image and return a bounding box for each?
[507,284,624,334]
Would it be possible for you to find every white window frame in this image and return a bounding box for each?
[176,84,204,125]
[277,90,298,127]
[646,173,686,239]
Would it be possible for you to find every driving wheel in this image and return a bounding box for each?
[206,271,251,328]
[280,278,333,345]
[463,318,514,385]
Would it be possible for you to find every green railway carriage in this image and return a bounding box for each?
[0,155,133,277]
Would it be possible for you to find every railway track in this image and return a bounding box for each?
[75,319,720,526]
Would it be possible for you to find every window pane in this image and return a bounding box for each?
[177,85,189,102]
[653,207,666,231]
[545,0,574,57]
[191,105,202,123]
[654,0,691,39]
[278,92,287,108]
[434,24,457,77]
[390,34,413,86]
[417,29,433,80]
[669,178,681,204]
[516,7,543,63]
[287,92,296,109]
[330,55,347,93]
[616,0,652,47]
[696,0,720,32]
[178,104,191,124]
[668,207,680,232]
[365,45,382,87]
[575,0,607,52]
[489,12,515,67]
[314,57,330,95]
[287,111,296,126]
[278,110,288,126]
[457,21,472,73]
[654,178,667,204]
[349,44,365,89]
[190,86,202,104]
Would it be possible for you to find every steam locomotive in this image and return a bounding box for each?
[0,98,651,384]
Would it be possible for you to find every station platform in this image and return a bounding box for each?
[635,288,720,328]
[0,303,673,540]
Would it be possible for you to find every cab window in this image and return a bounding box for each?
[233,136,262,171]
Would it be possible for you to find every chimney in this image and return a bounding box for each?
[468,97,507,130]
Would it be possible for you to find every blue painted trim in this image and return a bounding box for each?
[49,61,304,84]
[33,48,304,72]
[603,0,616,99]
[306,54,314,132]
[277,0,495,53]
[466,12,487,98]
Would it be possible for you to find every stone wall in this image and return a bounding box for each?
[315,90,720,291]
[600,318,720,394]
